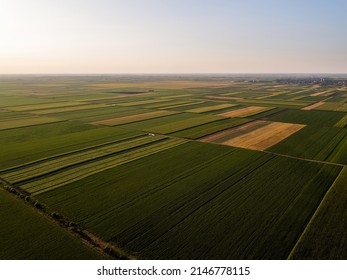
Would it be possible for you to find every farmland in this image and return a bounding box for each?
[0,74,346,260]
[288,167,347,259]
[0,183,106,259]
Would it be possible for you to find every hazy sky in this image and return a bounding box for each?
[1,0,347,73]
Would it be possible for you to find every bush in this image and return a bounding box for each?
[34,202,43,209]
[51,212,61,219]
[68,222,77,227]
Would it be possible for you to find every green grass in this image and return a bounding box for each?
[164,102,210,111]
[0,186,106,260]
[142,99,197,109]
[45,105,138,120]
[94,110,178,126]
[0,110,33,120]
[1,78,347,260]
[234,98,310,108]
[36,142,341,259]
[1,135,161,183]
[0,95,53,107]
[0,116,62,130]
[289,167,347,259]
[267,109,346,127]
[78,107,149,122]
[6,101,86,111]
[335,114,347,128]
[0,121,142,170]
[116,99,169,107]
[144,114,224,134]
[186,103,234,113]
[32,103,109,114]
[171,118,250,139]
[267,126,347,164]
[116,112,203,131]
[19,138,187,194]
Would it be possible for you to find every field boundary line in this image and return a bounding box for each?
[0,177,31,196]
[16,138,169,186]
[0,180,133,260]
[118,127,346,168]
[324,130,347,162]
[262,150,345,167]
[29,139,187,195]
[0,119,66,132]
[0,134,146,174]
[287,167,345,259]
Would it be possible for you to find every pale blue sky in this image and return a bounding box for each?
[1,0,346,73]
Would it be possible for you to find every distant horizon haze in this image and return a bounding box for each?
[1,0,347,74]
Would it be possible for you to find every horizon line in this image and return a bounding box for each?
[1,72,347,76]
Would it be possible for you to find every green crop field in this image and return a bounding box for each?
[0,116,62,130]
[0,185,106,260]
[267,126,347,165]
[0,75,346,260]
[36,143,341,259]
[266,109,346,127]
[289,167,347,259]
[171,118,250,139]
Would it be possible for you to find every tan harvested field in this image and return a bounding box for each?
[222,122,306,150]
[219,106,273,118]
[310,89,335,97]
[91,110,175,126]
[200,120,266,142]
[0,116,62,130]
[302,101,325,110]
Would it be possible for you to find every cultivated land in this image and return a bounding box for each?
[0,74,346,260]
[0,183,107,259]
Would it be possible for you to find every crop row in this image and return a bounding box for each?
[36,141,341,259]
[93,110,178,126]
[267,109,346,127]
[142,99,194,109]
[335,114,347,128]
[0,186,104,259]
[171,118,250,139]
[186,103,234,113]
[47,105,139,120]
[20,138,188,194]
[289,167,347,260]
[33,103,109,115]
[0,116,62,130]
[6,101,85,111]
[0,121,142,170]
[268,126,347,164]
[2,135,164,183]
[144,114,224,134]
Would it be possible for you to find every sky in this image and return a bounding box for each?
[1,0,347,74]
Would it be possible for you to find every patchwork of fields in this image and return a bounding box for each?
[0,75,346,260]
